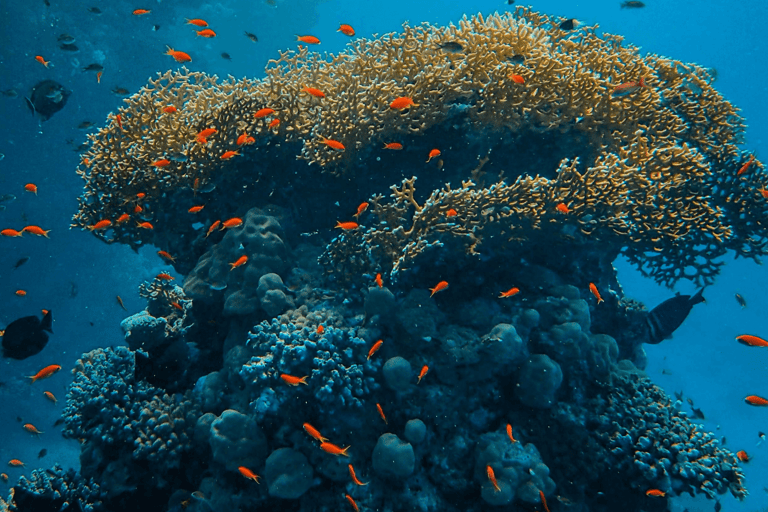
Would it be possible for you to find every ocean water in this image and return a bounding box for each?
[0,0,766,510]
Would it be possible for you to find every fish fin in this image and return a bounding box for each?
[690,287,706,305]
[25,97,36,116]
[41,310,53,333]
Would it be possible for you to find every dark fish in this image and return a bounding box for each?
[26,80,71,122]
[507,54,525,64]
[691,407,705,420]
[735,293,746,308]
[674,390,683,401]
[83,63,103,72]
[1,89,18,98]
[507,0,514,4]
[111,87,130,96]
[44,0,50,6]
[59,43,80,52]
[152,24,160,31]
[645,288,705,344]
[57,34,75,44]
[221,52,232,60]
[1,310,53,360]
[53,418,64,427]
[621,1,645,7]
[78,121,94,129]
[87,6,101,13]
[73,142,89,153]
[38,449,47,459]
[714,500,721,512]
[69,282,79,298]
[687,398,694,406]
[16,416,22,422]
[559,18,580,30]
[437,41,464,53]
[245,31,258,43]
[721,436,726,445]
[13,257,30,270]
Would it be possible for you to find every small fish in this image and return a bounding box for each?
[111,87,129,96]
[687,398,694,406]
[506,423,517,443]
[23,226,51,237]
[721,436,726,445]
[338,24,355,36]
[540,490,551,512]
[335,221,359,230]
[236,133,252,146]
[8,460,25,467]
[245,32,259,43]
[23,423,43,435]
[116,214,130,224]
[320,442,350,457]
[735,293,746,308]
[559,18,580,30]
[376,403,387,424]
[116,295,127,311]
[152,25,160,31]
[375,273,383,287]
[354,202,369,218]
[132,9,150,15]
[736,155,755,176]
[186,18,208,27]
[646,289,705,344]
[1,89,18,97]
[621,1,645,7]
[40,448,50,458]
[320,138,344,152]
[589,283,604,303]
[280,374,308,386]
[165,47,191,63]
[221,217,243,229]
[316,325,324,335]
[645,489,665,497]
[390,96,418,109]
[220,150,240,160]
[345,494,359,512]
[302,423,328,443]
[16,290,27,297]
[13,257,30,269]
[156,273,173,281]
[206,220,221,237]
[426,149,441,162]
[191,491,206,501]
[170,302,183,311]
[137,221,154,230]
[28,365,61,383]
[499,287,520,298]
[157,250,175,262]
[383,142,403,150]
[303,86,325,98]
[59,43,79,52]
[43,391,57,404]
[736,450,750,462]
[82,63,103,72]
[437,41,463,53]
[715,501,722,512]
[35,56,50,68]
[87,7,102,14]
[188,205,205,214]
[57,34,75,43]
[417,365,429,384]
[348,464,368,485]
[53,418,64,427]
[254,107,275,118]
[221,52,232,60]
[507,54,526,64]
[367,340,383,360]
[691,407,705,420]
[611,77,646,97]
[96,71,102,83]
[429,280,449,296]
[736,335,768,347]
[230,255,248,270]
[0,473,6,482]
[89,219,111,231]
[238,466,260,483]
[196,29,216,38]
[508,74,525,84]
[486,465,501,492]
[1,229,24,237]
[296,35,320,44]
[556,203,570,213]
[77,121,94,129]
[745,395,768,406]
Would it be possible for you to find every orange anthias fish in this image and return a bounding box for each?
[89,219,112,231]
[268,119,280,130]
[389,96,418,109]
[354,202,369,219]
[238,466,261,483]
[137,221,154,230]
[426,149,441,162]
[196,29,216,38]
[152,159,170,167]
[736,155,755,176]
[133,9,150,15]
[220,150,240,160]
[338,24,355,36]
[320,442,350,457]
[28,365,62,383]
[157,250,175,262]
[25,183,38,195]
[589,283,604,303]
[758,187,768,199]
[296,35,320,44]
[236,133,251,146]
[8,460,25,467]
[383,142,403,150]
[375,273,383,288]
[429,280,449,296]
[508,74,525,84]
[745,395,768,406]
[335,221,359,230]
[206,220,221,237]
[116,214,130,224]
[645,489,665,497]
[188,205,204,214]
[221,217,243,229]
[198,128,217,140]
[134,205,143,214]
[2,229,24,237]
[229,255,248,270]
[486,465,501,492]
[367,340,383,360]
[612,77,646,97]
[320,138,345,152]
[302,423,328,443]
[23,424,43,435]
[156,273,174,281]
[417,365,429,384]
[170,301,183,311]
[254,107,275,118]
[736,334,768,347]
[162,105,177,114]
[115,114,123,129]
[43,391,57,404]
[556,203,570,214]
[345,494,359,512]
[737,450,750,462]
[348,464,368,485]
[303,86,325,98]
[499,287,520,298]
[186,18,208,27]
[16,290,27,296]
[117,295,127,311]
[376,403,388,424]
[506,423,517,443]
[280,374,309,386]
[446,208,458,217]
[540,490,551,512]
[23,226,51,238]
[165,47,192,63]
[316,325,324,335]
[35,55,50,67]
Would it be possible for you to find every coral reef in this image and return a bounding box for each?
[9,465,104,512]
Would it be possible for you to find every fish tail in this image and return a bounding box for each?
[690,287,706,305]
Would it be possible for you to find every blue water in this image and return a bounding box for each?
[1,0,766,510]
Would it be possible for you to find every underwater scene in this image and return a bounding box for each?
[1,0,767,511]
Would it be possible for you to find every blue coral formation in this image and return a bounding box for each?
[9,465,104,512]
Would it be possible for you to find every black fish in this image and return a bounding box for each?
[674,390,683,401]
[87,6,101,13]
[437,41,464,53]
[38,449,47,459]
[59,43,80,52]
[26,80,71,122]
[13,257,30,269]
[221,52,232,60]
[621,1,645,7]
[721,436,726,445]
[691,406,705,420]
[2,89,18,98]
[112,87,129,96]
[507,54,526,64]
[245,31,258,43]
[714,500,721,512]
[1,310,53,360]
[77,121,94,129]
[735,293,746,308]
[57,34,75,44]
[83,63,103,72]
[152,24,160,31]
[53,418,64,426]
[559,18,580,30]
[645,288,705,344]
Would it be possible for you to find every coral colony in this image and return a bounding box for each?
[6,7,763,512]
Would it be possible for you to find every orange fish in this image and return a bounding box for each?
[429,280,449,296]
[737,155,755,176]
[389,96,418,109]
[745,395,768,406]
[296,35,320,44]
[238,466,261,483]
[22,226,51,238]
[8,460,25,467]
[229,255,248,269]
[89,219,112,231]
[186,205,204,214]
[540,490,551,512]
[736,335,768,347]
[206,220,221,237]
[15,290,27,297]
[113,114,122,130]
[236,133,251,146]
[320,138,345,152]
[645,489,665,497]
[317,325,324,334]
[198,128,217,139]
[446,208,458,217]
[737,450,750,462]
[367,340,383,360]
[136,192,146,199]
[117,295,127,311]
[338,24,355,36]
[157,250,175,262]
[612,77,646,97]
[375,273,383,288]
[134,205,143,214]
[220,150,240,160]
[354,202,369,218]
[268,119,280,130]
[506,423,516,443]
[43,391,57,404]
[759,187,768,199]
[132,9,150,15]
[335,221,359,230]
[348,464,368,486]
[254,107,275,118]
[196,29,216,38]
[152,159,170,167]
[417,365,429,384]
[320,442,350,457]
[0,473,7,482]
[186,18,208,27]
[28,365,62,383]
[383,142,403,150]
[23,424,43,435]
[487,465,501,492]
[162,105,177,114]
[96,71,102,84]
[166,47,191,62]
[589,283,604,303]
[281,374,309,386]
[170,301,183,311]
[426,149,441,163]
[137,221,154,230]
[499,287,520,298]
[24,183,38,195]
[35,55,50,67]
[116,214,130,224]
[156,273,174,281]
[221,217,243,229]
[376,403,387,424]
[345,494,359,512]
[1,229,23,237]
[303,86,325,98]
[556,203,570,214]
[508,74,525,84]
[302,423,328,443]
